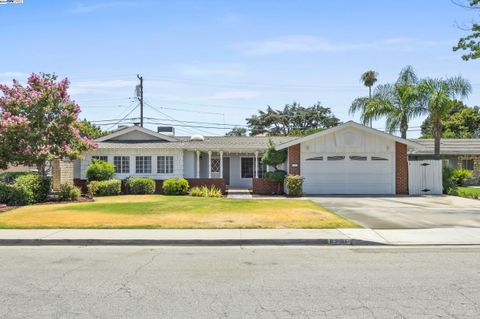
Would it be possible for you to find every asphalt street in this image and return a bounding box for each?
[1,246,479,318]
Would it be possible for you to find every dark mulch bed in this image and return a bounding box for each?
[0,196,94,212]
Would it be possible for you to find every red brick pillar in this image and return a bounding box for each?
[288,144,301,175]
[395,142,409,195]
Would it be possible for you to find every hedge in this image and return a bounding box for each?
[87,179,122,197]
[126,177,156,194]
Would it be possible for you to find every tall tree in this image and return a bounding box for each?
[453,0,480,60]
[358,70,378,127]
[350,66,424,138]
[0,73,97,174]
[246,102,340,136]
[418,77,472,159]
[225,127,247,136]
[75,119,109,139]
[420,101,480,138]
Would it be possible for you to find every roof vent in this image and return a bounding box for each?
[190,134,205,141]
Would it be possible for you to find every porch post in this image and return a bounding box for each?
[254,151,259,178]
[219,151,224,178]
[196,150,200,178]
[208,151,212,179]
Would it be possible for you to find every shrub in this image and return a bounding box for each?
[261,139,287,170]
[86,159,115,181]
[126,177,156,194]
[443,167,458,194]
[163,178,189,195]
[453,169,473,186]
[264,170,287,182]
[14,174,51,203]
[58,183,81,201]
[0,171,31,183]
[285,175,304,197]
[189,185,222,198]
[88,179,122,197]
[0,182,34,206]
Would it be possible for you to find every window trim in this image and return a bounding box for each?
[113,156,130,174]
[157,155,174,174]
[135,156,152,174]
[240,157,255,179]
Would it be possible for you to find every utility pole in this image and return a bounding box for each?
[136,74,144,127]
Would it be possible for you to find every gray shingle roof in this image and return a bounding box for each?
[410,139,480,155]
[99,136,296,151]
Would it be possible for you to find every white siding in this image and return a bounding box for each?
[183,151,195,178]
[300,127,396,194]
[80,148,184,180]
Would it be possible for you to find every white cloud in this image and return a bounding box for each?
[70,1,137,14]
[234,35,448,56]
[210,90,260,100]
[175,63,246,78]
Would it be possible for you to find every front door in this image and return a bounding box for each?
[223,157,230,185]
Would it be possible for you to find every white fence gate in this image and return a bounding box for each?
[408,160,443,195]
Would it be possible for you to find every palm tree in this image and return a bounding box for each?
[360,70,378,127]
[418,77,472,159]
[350,66,424,139]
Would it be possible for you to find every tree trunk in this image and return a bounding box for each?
[432,115,442,160]
[368,86,372,128]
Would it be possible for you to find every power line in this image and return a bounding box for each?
[104,104,139,131]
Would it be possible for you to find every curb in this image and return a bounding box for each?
[0,238,384,246]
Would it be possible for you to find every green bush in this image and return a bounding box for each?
[264,170,287,182]
[58,183,81,201]
[189,185,222,198]
[285,175,304,197]
[14,174,51,203]
[443,167,458,195]
[126,177,156,194]
[0,171,31,183]
[163,178,189,195]
[453,169,473,186]
[0,182,34,206]
[261,139,287,169]
[86,159,115,182]
[88,179,122,197]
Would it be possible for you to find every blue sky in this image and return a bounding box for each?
[1,0,479,137]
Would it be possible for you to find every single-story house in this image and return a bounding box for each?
[74,121,426,195]
[410,139,480,182]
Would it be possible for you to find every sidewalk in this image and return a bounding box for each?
[1,228,480,246]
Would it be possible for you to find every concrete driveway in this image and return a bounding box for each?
[310,196,480,229]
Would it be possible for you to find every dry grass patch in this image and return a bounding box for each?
[0,195,358,229]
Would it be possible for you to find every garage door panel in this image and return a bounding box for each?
[301,154,394,194]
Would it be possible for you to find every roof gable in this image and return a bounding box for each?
[276,121,423,150]
[96,126,178,143]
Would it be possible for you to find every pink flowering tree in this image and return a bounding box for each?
[0,73,97,175]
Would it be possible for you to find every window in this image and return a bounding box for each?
[257,157,267,178]
[327,156,345,161]
[462,159,474,171]
[350,156,367,161]
[241,157,254,178]
[114,156,129,174]
[92,156,108,162]
[371,156,388,161]
[136,156,152,174]
[442,159,450,168]
[211,158,220,173]
[157,156,174,174]
[306,156,323,161]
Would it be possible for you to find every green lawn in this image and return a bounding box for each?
[0,195,358,229]
[457,187,480,197]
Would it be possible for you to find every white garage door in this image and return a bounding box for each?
[302,154,395,194]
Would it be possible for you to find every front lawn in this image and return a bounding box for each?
[457,187,480,198]
[0,195,357,229]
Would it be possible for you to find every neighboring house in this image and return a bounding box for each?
[410,139,480,182]
[75,121,425,195]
